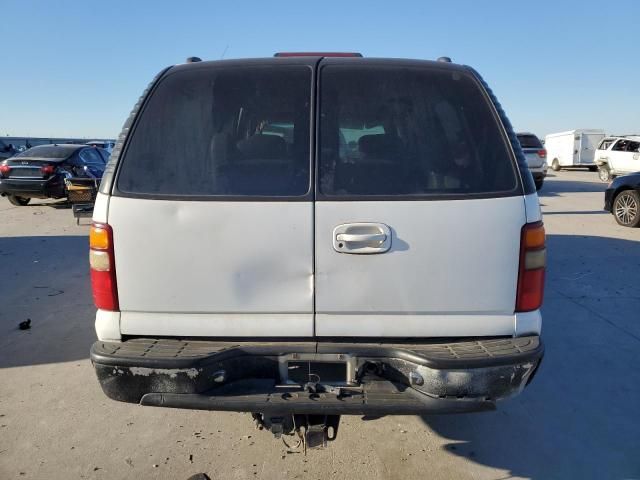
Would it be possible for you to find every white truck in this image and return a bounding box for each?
[545,129,605,171]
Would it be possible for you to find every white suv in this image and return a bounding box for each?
[89,54,545,446]
[595,136,640,182]
[516,132,547,190]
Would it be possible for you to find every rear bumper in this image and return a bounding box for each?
[91,336,544,415]
[529,166,547,179]
[0,177,65,198]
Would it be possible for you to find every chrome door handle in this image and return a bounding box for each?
[335,233,387,244]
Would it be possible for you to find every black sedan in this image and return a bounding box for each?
[604,172,640,227]
[0,144,108,206]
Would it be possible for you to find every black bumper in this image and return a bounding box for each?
[0,177,65,198]
[91,336,543,416]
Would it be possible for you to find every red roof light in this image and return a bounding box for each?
[274,52,362,57]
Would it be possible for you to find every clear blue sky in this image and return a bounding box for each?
[1,0,638,139]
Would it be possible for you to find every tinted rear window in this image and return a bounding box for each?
[517,134,543,149]
[318,65,517,197]
[117,66,312,197]
[15,145,76,159]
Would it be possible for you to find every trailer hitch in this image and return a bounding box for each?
[252,413,341,453]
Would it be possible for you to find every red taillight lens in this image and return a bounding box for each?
[0,164,10,176]
[516,222,546,312]
[537,149,547,159]
[41,164,56,176]
[89,223,119,311]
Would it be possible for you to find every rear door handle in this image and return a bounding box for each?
[335,233,387,243]
[333,223,392,254]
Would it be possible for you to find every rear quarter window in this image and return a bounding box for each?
[318,65,519,198]
[116,65,312,197]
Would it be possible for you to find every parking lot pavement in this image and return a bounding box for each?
[0,171,638,480]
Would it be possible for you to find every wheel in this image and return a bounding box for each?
[588,166,598,172]
[535,179,544,191]
[613,190,640,227]
[551,159,561,171]
[598,165,611,183]
[7,195,30,206]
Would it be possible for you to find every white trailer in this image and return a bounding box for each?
[545,129,605,171]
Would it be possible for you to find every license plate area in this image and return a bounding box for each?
[279,354,356,386]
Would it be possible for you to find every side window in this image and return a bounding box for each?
[598,139,614,150]
[625,141,640,153]
[319,66,517,197]
[79,148,104,164]
[612,140,628,152]
[117,66,312,197]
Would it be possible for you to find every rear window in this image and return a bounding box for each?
[517,134,543,149]
[15,145,75,159]
[318,65,518,197]
[117,66,312,197]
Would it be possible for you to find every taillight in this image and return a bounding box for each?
[90,223,119,311]
[41,164,56,176]
[516,222,546,312]
[537,149,547,159]
[0,164,10,177]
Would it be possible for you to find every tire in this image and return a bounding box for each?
[598,165,611,183]
[7,195,30,206]
[613,190,640,227]
[551,159,561,171]
[535,179,544,191]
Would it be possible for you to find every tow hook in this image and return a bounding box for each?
[252,413,341,454]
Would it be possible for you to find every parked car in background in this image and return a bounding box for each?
[595,136,640,182]
[545,129,604,171]
[0,139,18,161]
[89,54,545,446]
[86,140,115,154]
[2,137,117,152]
[604,172,640,227]
[517,132,547,190]
[0,144,108,206]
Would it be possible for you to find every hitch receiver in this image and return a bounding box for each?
[252,413,341,452]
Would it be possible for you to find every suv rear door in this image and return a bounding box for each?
[314,61,527,337]
[517,134,545,169]
[108,60,315,337]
